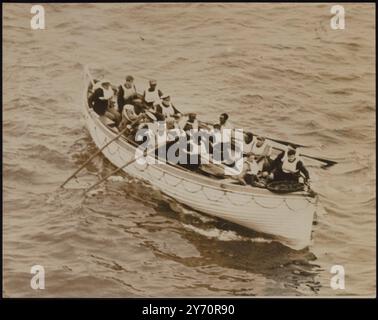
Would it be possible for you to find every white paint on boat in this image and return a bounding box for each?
[81,69,317,250]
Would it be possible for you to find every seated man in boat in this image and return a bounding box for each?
[89,79,121,127]
[88,79,112,116]
[179,134,204,171]
[117,75,144,113]
[251,135,273,173]
[270,148,310,184]
[89,89,119,133]
[215,114,235,165]
[218,113,233,130]
[143,79,163,110]
[118,102,143,132]
[154,118,185,162]
[155,94,182,121]
[132,111,158,144]
[236,154,266,187]
[181,113,199,132]
[207,123,220,155]
[189,127,240,178]
[207,124,234,166]
[224,151,270,187]
[243,132,254,156]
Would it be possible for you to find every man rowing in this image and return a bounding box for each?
[118,103,141,132]
[243,132,254,155]
[213,113,236,166]
[238,154,265,186]
[181,132,227,177]
[270,148,310,184]
[250,135,272,172]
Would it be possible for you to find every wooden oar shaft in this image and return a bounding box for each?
[187,119,336,167]
[265,136,306,149]
[199,120,307,149]
[272,146,337,167]
[195,123,335,166]
[60,114,143,188]
[300,154,337,167]
[84,146,158,194]
[247,130,307,149]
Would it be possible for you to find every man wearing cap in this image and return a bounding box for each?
[117,75,144,113]
[143,79,163,109]
[155,94,182,120]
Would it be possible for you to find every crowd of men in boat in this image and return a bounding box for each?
[88,76,310,188]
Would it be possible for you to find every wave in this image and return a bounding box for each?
[17,145,71,169]
[182,224,273,244]
[352,103,375,113]
[3,165,41,182]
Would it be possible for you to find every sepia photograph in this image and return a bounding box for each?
[2,2,376,300]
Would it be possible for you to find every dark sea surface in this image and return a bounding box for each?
[3,3,375,297]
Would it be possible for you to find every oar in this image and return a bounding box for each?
[299,154,337,168]
[271,145,337,168]
[245,128,308,148]
[84,144,161,194]
[199,120,308,149]
[60,114,144,188]
[197,120,336,167]
[234,126,336,167]
[260,135,307,149]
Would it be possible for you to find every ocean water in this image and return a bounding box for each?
[3,3,375,297]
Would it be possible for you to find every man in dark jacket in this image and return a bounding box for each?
[88,83,105,115]
[88,80,121,125]
[271,148,310,183]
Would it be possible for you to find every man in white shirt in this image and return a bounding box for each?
[143,79,163,109]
